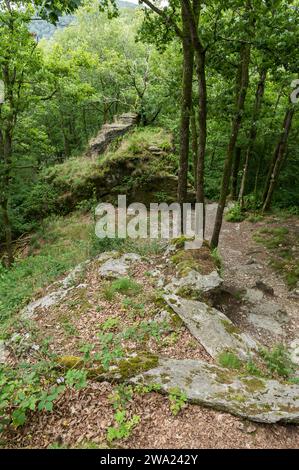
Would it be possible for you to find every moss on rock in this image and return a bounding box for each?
[56,352,159,382]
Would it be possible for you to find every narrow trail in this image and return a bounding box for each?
[205,204,299,353]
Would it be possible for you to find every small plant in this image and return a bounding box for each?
[211,247,223,274]
[247,213,263,223]
[122,299,145,317]
[121,320,170,344]
[134,383,161,395]
[102,277,142,301]
[61,319,78,336]
[107,410,140,443]
[168,387,187,416]
[100,317,120,332]
[218,351,242,370]
[245,360,263,377]
[107,385,140,443]
[0,359,88,432]
[225,204,245,222]
[163,332,179,347]
[97,332,124,370]
[260,345,295,378]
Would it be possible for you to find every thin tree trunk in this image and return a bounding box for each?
[191,104,198,187]
[239,69,267,208]
[195,48,207,235]
[209,149,215,169]
[211,43,251,248]
[182,0,206,236]
[1,198,14,267]
[261,88,284,203]
[262,106,295,212]
[1,59,15,266]
[177,4,194,206]
[230,146,242,200]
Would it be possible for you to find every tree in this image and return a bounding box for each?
[211,1,253,248]
[0,0,86,266]
[0,4,43,265]
[262,103,296,212]
[238,68,267,208]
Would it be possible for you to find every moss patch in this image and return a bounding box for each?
[176,285,203,301]
[241,377,267,393]
[56,352,159,382]
[220,319,241,336]
[170,245,219,276]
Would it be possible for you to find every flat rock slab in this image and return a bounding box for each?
[98,252,141,278]
[21,261,89,319]
[164,294,259,360]
[289,339,299,366]
[248,301,288,336]
[0,340,9,364]
[165,270,222,295]
[130,358,299,424]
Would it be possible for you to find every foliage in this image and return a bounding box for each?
[102,277,142,301]
[211,248,223,274]
[225,204,245,223]
[107,385,140,443]
[0,358,87,432]
[260,345,295,379]
[218,352,242,370]
[168,387,187,416]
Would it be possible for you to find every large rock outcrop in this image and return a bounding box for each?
[164,294,259,360]
[87,113,138,157]
[130,358,299,424]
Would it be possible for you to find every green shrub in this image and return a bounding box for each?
[260,345,295,378]
[225,204,245,223]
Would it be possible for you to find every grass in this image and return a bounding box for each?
[0,213,95,327]
[102,278,142,301]
[253,225,298,289]
[218,352,242,370]
[260,345,295,379]
[253,226,289,249]
[218,345,297,383]
[211,248,223,275]
[0,210,164,332]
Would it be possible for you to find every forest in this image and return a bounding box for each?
[0,0,299,452]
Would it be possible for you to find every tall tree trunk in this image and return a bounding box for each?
[183,0,206,236]
[261,88,284,203]
[239,69,267,208]
[211,43,251,248]
[190,104,198,187]
[177,4,194,207]
[1,198,14,267]
[230,146,242,200]
[262,106,295,212]
[195,48,207,235]
[209,149,215,169]
[1,60,15,266]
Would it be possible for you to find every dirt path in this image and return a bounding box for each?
[205,204,299,349]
